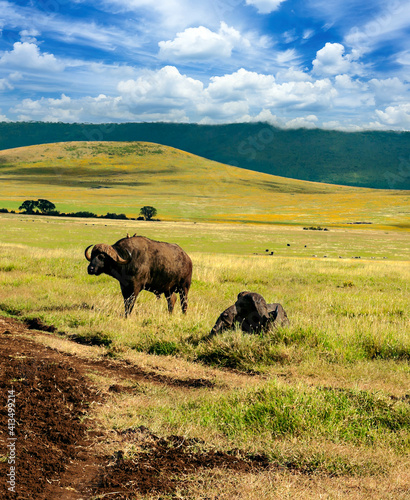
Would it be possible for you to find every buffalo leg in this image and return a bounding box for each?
[179,283,190,314]
[121,284,140,318]
[165,291,177,313]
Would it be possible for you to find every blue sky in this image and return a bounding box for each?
[0,0,409,129]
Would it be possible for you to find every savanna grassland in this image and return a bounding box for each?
[0,212,409,499]
[0,141,409,498]
[0,141,409,229]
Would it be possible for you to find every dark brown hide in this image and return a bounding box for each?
[207,292,289,338]
[85,236,192,317]
[266,303,290,328]
[235,291,270,332]
[208,304,238,337]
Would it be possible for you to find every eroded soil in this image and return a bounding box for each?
[0,317,271,499]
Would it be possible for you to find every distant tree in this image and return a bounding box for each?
[19,200,38,214]
[139,206,157,221]
[37,199,56,214]
[68,211,98,218]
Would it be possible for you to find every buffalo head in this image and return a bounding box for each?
[235,291,270,332]
[84,244,131,275]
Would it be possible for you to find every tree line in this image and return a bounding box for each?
[0,200,158,221]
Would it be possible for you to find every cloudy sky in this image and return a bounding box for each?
[0,0,409,129]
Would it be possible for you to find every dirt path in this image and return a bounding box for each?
[0,317,271,499]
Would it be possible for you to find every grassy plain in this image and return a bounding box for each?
[0,141,409,229]
[0,215,409,498]
[0,141,409,497]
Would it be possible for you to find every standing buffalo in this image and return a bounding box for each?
[85,235,192,317]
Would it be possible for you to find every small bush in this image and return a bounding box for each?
[67,211,98,218]
[0,264,16,272]
[148,340,179,356]
[101,213,128,220]
[0,303,21,316]
[69,332,112,347]
[343,280,355,288]
[360,335,410,361]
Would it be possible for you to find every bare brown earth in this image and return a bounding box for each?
[0,317,273,500]
[1,317,409,500]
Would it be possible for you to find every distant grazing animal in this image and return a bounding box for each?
[208,291,289,338]
[85,235,192,317]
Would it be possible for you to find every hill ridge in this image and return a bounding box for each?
[0,141,408,229]
[0,122,409,190]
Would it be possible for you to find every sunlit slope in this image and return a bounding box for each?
[0,141,408,228]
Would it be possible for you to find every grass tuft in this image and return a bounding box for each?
[148,341,180,356]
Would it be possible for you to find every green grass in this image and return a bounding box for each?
[0,211,408,489]
[0,213,409,259]
[0,141,409,228]
[0,217,408,373]
[168,381,409,451]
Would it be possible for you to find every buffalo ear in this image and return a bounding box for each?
[116,248,132,265]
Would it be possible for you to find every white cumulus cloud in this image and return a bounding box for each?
[0,42,65,72]
[118,66,203,104]
[375,103,410,129]
[0,110,11,122]
[369,77,409,105]
[5,62,410,131]
[284,115,318,129]
[276,67,312,83]
[159,22,248,61]
[334,74,364,90]
[312,42,362,76]
[19,29,40,43]
[206,68,276,101]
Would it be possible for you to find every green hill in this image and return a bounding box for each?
[0,141,408,229]
[0,122,409,190]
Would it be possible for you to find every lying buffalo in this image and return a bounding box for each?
[85,235,192,317]
[207,291,289,338]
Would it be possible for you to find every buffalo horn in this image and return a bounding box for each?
[115,248,132,265]
[85,245,93,262]
[94,244,131,265]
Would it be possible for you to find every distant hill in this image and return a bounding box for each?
[0,141,408,229]
[0,122,409,190]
